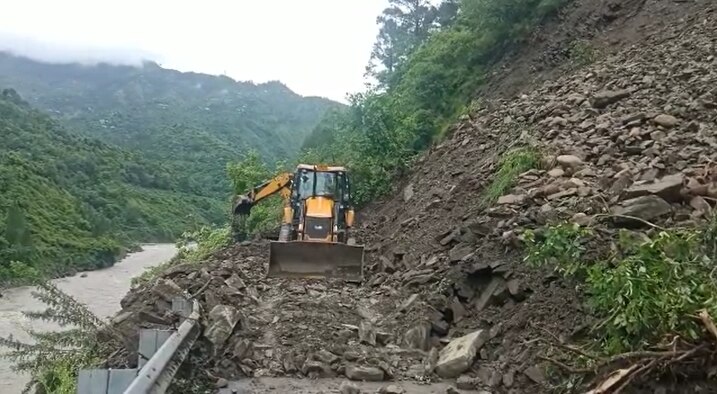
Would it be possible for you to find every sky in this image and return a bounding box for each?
[0,0,389,102]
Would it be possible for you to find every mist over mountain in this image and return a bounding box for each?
[0,51,340,200]
[0,32,159,66]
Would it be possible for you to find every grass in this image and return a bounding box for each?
[482,147,540,206]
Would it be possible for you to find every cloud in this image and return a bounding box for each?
[0,32,162,66]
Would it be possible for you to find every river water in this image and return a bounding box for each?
[0,243,177,394]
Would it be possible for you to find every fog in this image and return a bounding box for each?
[0,32,161,67]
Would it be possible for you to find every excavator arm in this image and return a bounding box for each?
[232,172,293,216]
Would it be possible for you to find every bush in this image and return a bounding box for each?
[524,217,717,354]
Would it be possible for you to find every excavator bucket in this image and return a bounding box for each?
[267,241,364,281]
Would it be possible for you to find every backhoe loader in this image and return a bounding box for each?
[232,164,364,281]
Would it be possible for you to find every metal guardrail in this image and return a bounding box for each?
[123,298,201,393]
[77,297,202,394]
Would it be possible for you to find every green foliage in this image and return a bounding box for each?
[177,226,231,264]
[0,281,117,394]
[0,54,339,201]
[524,218,717,355]
[303,0,570,205]
[0,90,226,283]
[0,261,41,284]
[227,151,285,237]
[482,147,540,206]
[523,223,592,276]
[568,39,597,66]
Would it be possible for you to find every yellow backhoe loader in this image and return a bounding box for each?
[232,164,364,281]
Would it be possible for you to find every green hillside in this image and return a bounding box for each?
[0,88,224,282]
[0,53,340,198]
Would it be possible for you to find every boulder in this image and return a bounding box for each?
[612,195,672,224]
[150,279,183,302]
[345,365,385,381]
[204,305,241,349]
[622,174,684,202]
[435,329,488,378]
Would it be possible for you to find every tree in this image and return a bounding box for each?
[367,0,459,87]
[4,202,33,263]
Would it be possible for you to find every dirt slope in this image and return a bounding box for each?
[108,0,716,393]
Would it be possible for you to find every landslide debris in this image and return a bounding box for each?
[107,0,717,393]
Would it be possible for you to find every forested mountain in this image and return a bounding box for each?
[0,88,229,280]
[0,52,339,198]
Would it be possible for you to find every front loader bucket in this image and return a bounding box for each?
[268,241,364,281]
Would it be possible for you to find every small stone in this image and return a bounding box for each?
[446,387,460,394]
[315,349,339,364]
[523,365,546,384]
[345,365,384,381]
[233,339,252,359]
[302,360,334,378]
[79,272,88,278]
[497,194,526,205]
[225,274,246,290]
[572,212,592,226]
[449,243,474,262]
[650,130,666,141]
[653,114,679,128]
[339,381,361,394]
[378,385,405,394]
[450,297,467,323]
[547,167,565,178]
[690,196,712,216]
[550,117,567,127]
[591,89,631,108]
[403,322,431,351]
[399,294,419,312]
[506,279,525,301]
[556,155,583,168]
[215,378,229,388]
[503,370,515,387]
[359,321,377,346]
[456,375,477,390]
[403,183,415,202]
[436,330,488,378]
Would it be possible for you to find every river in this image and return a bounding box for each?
[0,243,177,394]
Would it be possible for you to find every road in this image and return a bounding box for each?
[0,244,177,394]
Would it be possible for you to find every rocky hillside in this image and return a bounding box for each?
[105,0,716,393]
[0,53,339,199]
